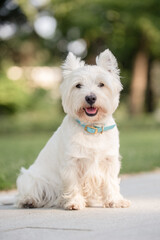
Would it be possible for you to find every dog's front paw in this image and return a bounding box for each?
[104,198,131,208]
[64,200,86,210]
[65,203,83,210]
[62,195,86,210]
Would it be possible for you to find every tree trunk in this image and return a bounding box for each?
[130,50,149,115]
[146,59,154,113]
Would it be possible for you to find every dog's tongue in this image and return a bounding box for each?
[86,107,97,114]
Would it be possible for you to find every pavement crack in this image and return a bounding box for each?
[4,226,92,232]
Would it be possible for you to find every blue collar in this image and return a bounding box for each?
[76,119,116,134]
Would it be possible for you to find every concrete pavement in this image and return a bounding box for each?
[0,172,160,240]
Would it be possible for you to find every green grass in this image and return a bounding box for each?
[1,88,160,190]
[0,132,51,190]
[120,129,160,173]
[0,128,160,190]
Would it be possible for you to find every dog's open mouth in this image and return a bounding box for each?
[84,107,98,117]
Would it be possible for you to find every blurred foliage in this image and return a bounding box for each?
[0,90,64,134]
[18,0,160,62]
[0,0,160,115]
[1,0,160,66]
[0,74,30,114]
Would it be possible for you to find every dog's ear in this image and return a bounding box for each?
[96,49,120,76]
[62,52,85,77]
[96,49,123,93]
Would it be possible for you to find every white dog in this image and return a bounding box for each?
[16,49,130,210]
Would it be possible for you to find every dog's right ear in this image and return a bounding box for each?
[62,52,85,77]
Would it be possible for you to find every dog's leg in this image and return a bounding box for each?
[59,162,86,210]
[16,168,57,208]
[102,156,131,208]
[16,171,40,208]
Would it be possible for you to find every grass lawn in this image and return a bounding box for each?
[120,129,160,173]
[0,128,160,190]
[0,132,51,190]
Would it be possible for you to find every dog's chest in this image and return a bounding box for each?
[70,131,116,161]
[68,131,117,180]
[65,131,119,202]
[75,137,110,203]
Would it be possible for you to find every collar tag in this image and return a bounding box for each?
[76,119,116,134]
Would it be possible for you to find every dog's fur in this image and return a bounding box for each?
[16,49,130,210]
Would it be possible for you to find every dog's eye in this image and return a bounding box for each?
[98,82,104,87]
[76,83,82,89]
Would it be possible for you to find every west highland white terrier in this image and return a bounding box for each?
[16,49,130,210]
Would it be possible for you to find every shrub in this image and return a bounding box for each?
[0,74,30,114]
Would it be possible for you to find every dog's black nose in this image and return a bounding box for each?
[85,93,97,105]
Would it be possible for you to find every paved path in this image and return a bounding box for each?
[0,172,160,240]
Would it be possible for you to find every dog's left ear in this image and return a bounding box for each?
[96,49,120,76]
[62,52,85,77]
[96,49,123,95]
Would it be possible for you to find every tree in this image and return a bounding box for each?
[1,0,160,114]
[50,0,160,114]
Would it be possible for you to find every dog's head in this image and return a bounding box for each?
[60,49,123,124]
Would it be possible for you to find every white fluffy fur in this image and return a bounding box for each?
[16,49,130,210]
